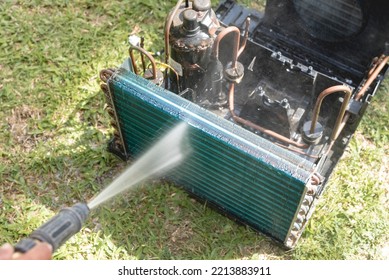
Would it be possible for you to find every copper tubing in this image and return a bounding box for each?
[140,37,146,73]
[212,26,241,68]
[129,48,139,75]
[237,18,251,58]
[99,68,115,83]
[228,83,309,149]
[323,55,388,156]
[275,142,319,158]
[330,89,352,142]
[326,105,351,155]
[100,72,128,157]
[129,46,158,80]
[367,56,381,77]
[368,55,386,78]
[355,55,389,100]
[332,55,388,140]
[164,0,184,64]
[309,85,352,141]
[217,22,311,151]
[310,174,321,185]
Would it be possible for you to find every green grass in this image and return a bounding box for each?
[0,0,388,260]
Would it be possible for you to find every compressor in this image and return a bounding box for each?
[100,0,389,248]
[166,0,248,108]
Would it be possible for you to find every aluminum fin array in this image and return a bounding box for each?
[106,68,313,244]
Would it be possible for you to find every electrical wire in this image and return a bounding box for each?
[155,61,181,91]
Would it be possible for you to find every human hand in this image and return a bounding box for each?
[0,242,52,260]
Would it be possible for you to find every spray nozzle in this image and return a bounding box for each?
[14,203,90,254]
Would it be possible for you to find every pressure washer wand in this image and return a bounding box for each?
[13,203,90,255]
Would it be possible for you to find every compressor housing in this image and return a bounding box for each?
[100,0,389,248]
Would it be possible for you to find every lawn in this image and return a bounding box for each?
[0,0,388,260]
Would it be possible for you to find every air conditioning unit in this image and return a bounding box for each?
[100,0,389,248]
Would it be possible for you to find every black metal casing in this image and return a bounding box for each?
[218,0,389,82]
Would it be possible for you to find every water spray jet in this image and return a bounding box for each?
[13,123,189,256]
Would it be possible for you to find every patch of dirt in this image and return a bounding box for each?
[91,14,110,27]
[95,160,128,187]
[6,105,45,152]
[354,132,378,149]
[241,240,290,260]
[165,219,194,255]
[130,25,142,35]
[170,220,193,243]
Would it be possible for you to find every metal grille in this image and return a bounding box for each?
[293,0,365,41]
